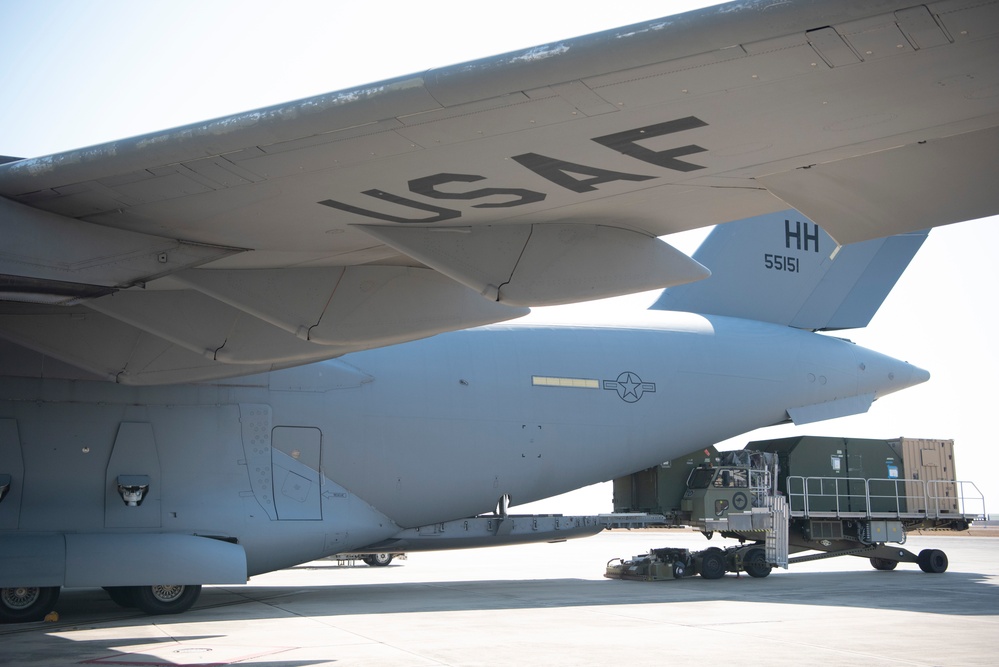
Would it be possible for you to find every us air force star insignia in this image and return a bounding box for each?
[603,372,656,403]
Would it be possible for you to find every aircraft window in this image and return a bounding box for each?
[687,469,714,489]
[712,468,749,488]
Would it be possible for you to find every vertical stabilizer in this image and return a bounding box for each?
[651,210,927,330]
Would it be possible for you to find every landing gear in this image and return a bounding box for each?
[362,553,394,567]
[103,586,138,608]
[0,586,60,623]
[103,585,201,614]
[133,584,201,615]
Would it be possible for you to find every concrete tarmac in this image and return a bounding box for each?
[2,530,997,666]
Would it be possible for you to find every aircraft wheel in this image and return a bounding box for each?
[917,549,948,574]
[103,586,138,608]
[133,584,202,616]
[699,550,726,580]
[362,553,393,567]
[870,557,898,571]
[743,548,772,578]
[0,586,60,623]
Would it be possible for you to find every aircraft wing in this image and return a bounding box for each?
[1,0,997,384]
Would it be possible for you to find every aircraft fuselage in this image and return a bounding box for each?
[0,311,925,584]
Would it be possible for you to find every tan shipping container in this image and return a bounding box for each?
[888,438,959,513]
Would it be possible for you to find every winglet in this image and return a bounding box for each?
[650,210,928,331]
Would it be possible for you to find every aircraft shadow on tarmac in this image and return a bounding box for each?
[2,569,995,667]
[13,568,997,630]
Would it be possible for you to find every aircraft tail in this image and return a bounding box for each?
[650,210,927,331]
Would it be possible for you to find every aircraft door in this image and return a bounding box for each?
[271,426,322,520]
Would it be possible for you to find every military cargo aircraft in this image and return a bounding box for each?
[1,0,996,621]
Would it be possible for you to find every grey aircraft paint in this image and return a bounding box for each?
[0,309,926,583]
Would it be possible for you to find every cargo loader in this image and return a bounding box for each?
[606,437,984,581]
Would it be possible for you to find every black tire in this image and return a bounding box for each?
[870,557,899,571]
[699,550,726,580]
[917,549,948,574]
[132,585,201,616]
[363,553,393,567]
[0,586,60,623]
[673,561,686,579]
[743,548,772,578]
[103,586,138,608]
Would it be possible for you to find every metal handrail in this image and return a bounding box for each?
[786,476,985,519]
[926,480,987,519]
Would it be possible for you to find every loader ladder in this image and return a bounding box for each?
[766,494,789,569]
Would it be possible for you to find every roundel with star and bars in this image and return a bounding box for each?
[603,372,657,403]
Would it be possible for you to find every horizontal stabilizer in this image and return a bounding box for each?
[787,393,875,426]
[651,211,927,330]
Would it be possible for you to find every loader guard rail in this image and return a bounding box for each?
[786,476,985,520]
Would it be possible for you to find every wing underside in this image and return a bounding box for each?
[1,0,997,383]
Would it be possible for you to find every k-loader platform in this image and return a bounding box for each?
[606,437,985,581]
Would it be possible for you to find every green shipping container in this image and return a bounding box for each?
[613,445,720,515]
[745,436,906,514]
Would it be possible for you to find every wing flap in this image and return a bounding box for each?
[0,197,243,300]
[760,126,999,245]
[308,266,527,345]
[0,266,527,383]
[175,265,527,347]
[358,223,709,306]
[0,304,341,385]
[0,305,218,383]
[85,290,332,365]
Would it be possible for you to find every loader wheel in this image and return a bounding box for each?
[743,548,772,578]
[917,549,948,574]
[0,586,60,623]
[870,557,898,571]
[699,550,726,579]
[673,561,686,579]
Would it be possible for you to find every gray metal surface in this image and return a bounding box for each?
[1,1,997,384]
[0,201,937,606]
[0,308,928,592]
[651,211,929,331]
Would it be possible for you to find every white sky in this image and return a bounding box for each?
[2,1,996,515]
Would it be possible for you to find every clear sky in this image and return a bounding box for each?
[2,1,996,515]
